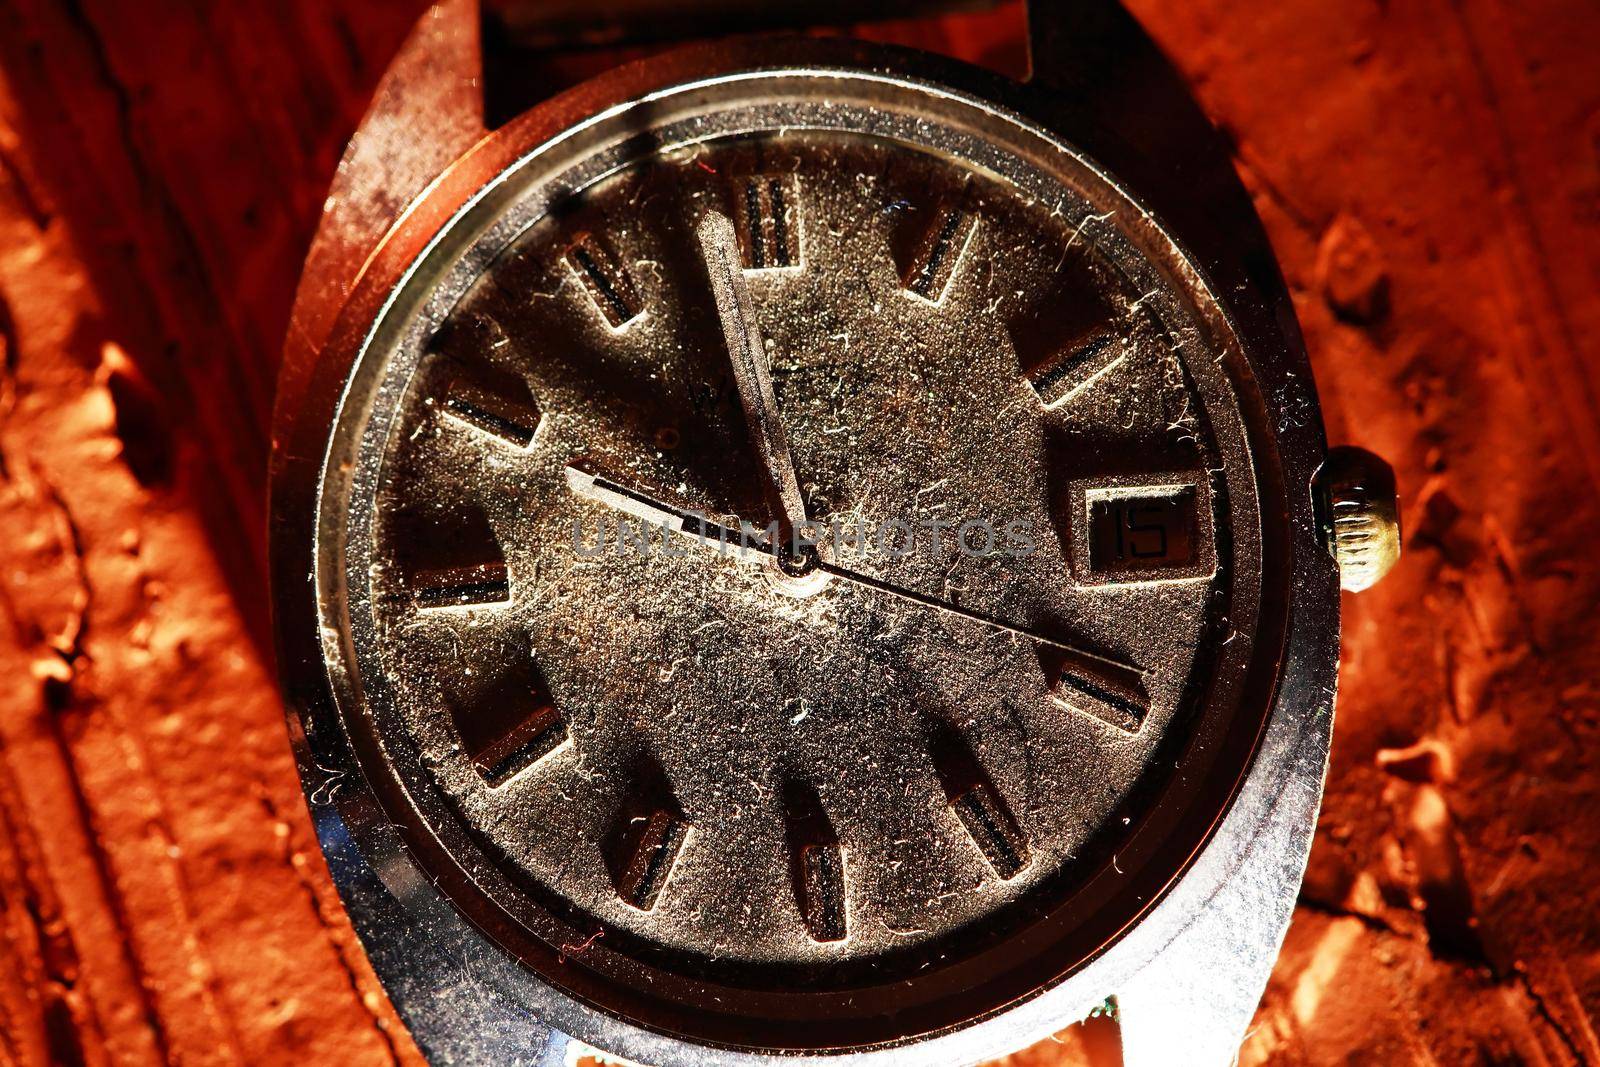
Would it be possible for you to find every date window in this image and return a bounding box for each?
[1087,486,1198,574]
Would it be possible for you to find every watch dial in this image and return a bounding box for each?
[323,85,1274,1049]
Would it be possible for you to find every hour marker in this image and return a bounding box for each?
[604,756,691,913]
[395,499,511,611]
[448,660,567,786]
[1029,330,1126,408]
[613,808,689,912]
[429,312,513,358]
[412,561,511,610]
[1007,269,1123,407]
[783,780,847,943]
[1034,640,1149,733]
[473,701,564,784]
[440,377,541,448]
[951,786,1029,880]
[1049,663,1148,734]
[422,341,543,451]
[565,232,642,328]
[1066,473,1216,587]
[733,174,801,270]
[1088,485,1199,575]
[902,202,978,303]
[929,719,1030,880]
[798,845,847,942]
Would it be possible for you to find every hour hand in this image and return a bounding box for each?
[564,465,772,558]
[697,209,809,542]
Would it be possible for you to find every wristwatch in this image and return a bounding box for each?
[269,2,1402,1065]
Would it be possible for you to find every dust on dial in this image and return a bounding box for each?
[333,117,1268,1046]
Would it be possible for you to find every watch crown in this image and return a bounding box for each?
[1316,446,1401,592]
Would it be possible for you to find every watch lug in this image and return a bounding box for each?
[1113,747,1325,1067]
[283,0,486,379]
[1116,953,1268,1067]
[1024,0,1222,165]
[312,803,574,1066]
[1024,0,1140,93]
[1022,0,1236,211]
[1024,0,1305,427]
[1115,867,1299,1067]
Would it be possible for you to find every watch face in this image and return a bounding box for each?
[311,73,1280,1051]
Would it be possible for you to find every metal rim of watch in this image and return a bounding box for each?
[270,34,1340,1067]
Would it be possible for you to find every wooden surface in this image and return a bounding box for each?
[0,2,1596,1064]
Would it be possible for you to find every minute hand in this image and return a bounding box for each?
[698,210,808,540]
[816,559,1142,687]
